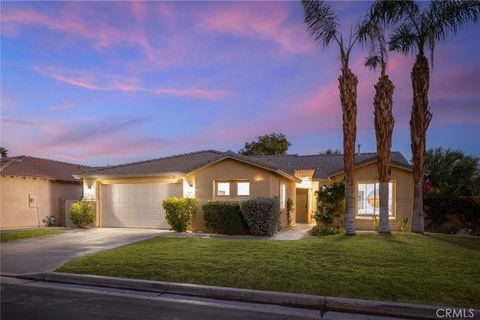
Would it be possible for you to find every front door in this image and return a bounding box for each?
[296,189,308,223]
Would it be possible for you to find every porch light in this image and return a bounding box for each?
[254,176,264,182]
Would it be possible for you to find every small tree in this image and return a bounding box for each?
[314,182,345,228]
[70,201,95,228]
[162,197,198,232]
[239,133,291,156]
[0,146,8,158]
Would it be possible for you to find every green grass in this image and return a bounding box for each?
[0,229,65,243]
[57,233,480,307]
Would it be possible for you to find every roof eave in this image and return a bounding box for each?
[74,171,187,179]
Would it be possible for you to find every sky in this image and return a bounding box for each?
[1,1,479,166]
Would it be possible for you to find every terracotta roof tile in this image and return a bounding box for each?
[0,156,91,182]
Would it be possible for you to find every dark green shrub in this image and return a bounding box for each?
[314,182,345,228]
[203,201,248,235]
[240,197,280,236]
[70,201,95,228]
[162,197,198,232]
[286,198,294,225]
[309,225,341,236]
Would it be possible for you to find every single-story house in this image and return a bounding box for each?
[75,150,414,231]
[0,156,90,229]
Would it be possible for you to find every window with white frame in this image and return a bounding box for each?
[217,182,230,196]
[357,182,394,216]
[280,183,287,209]
[237,182,250,196]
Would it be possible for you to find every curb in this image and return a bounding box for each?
[13,272,478,319]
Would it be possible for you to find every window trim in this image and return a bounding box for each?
[355,180,396,218]
[236,181,250,196]
[280,183,287,209]
[216,181,231,197]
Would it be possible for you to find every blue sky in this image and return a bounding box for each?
[1,1,479,166]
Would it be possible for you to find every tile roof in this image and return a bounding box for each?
[252,152,412,179]
[0,156,91,182]
[78,150,411,180]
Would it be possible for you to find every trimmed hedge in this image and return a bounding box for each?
[203,201,248,235]
[240,197,280,236]
[163,197,198,232]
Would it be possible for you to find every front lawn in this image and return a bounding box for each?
[0,229,65,243]
[57,233,480,307]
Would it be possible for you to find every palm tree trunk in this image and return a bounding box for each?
[339,66,358,236]
[410,53,432,234]
[374,74,395,233]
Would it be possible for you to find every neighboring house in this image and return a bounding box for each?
[75,150,414,231]
[0,156,90,229]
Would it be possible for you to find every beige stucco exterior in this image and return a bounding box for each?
[329,162,414,231]
[81,158,413,232]
[0,175,82,230]
[83,158,297,231]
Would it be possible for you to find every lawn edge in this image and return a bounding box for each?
[13,271,476,320]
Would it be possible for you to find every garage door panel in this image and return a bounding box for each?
[101,182,182,228]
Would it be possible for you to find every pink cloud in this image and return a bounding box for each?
[34,67,227,99]
[200,4,313,54]
[49,100,76,111]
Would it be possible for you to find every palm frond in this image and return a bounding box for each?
[301,0,339,48]
[426,0,480,67]
[369,0,419,26]
[365,55,382,71]
[388,23,418,55]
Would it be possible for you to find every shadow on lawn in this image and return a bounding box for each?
[335,233,405,244]
[425,233,480,251]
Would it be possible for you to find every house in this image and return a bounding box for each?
[0,156,90,229]
[75,150,414,231]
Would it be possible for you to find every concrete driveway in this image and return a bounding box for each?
[1,228,163,275]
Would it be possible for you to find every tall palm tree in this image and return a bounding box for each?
[358,16,394,233]
[371,0,479,233]
[302,0,364,235]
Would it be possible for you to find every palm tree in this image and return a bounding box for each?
[0,146,8,158]
[302,0,364,235]
[371,0,479,233]
[358,14,395,233]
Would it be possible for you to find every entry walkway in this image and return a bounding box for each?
[272,223,315,240]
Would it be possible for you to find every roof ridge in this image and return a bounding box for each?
[20,155,91,168]
[81,150,223,173]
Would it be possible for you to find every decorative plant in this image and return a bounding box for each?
[399,217,410,232]
[286,198,294,226]
[42,215,55,226]
[162,197,198,232]
[314,182,345,228]
[70,201,95,229]
[372,213,379,232]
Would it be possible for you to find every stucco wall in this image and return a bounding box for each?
[190,159,295,231]
[0,175,82,229]
[330,163,414,231]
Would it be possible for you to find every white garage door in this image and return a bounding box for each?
[101,183,182,228]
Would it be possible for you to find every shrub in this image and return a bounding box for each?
[309,225,341,236]
[398,217,410,232]
[162,197,198,232]
[70,201,95,228]
[286,198,294,226]
[314,182,345,228]
[240,197,280,236]
[203,201,248,235]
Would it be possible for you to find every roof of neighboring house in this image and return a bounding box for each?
[77,150,300,181]
[76,150,412,181]
[0,156,91,183]
[253,152,412,179]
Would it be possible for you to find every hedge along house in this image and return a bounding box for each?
[75,150,414,231]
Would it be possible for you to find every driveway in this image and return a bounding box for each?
[1,228,163,275]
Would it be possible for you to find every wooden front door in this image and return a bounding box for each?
[296,189,308,223]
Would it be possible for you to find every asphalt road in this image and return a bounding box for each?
[1,277,324,320]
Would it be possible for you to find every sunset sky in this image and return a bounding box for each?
[1,1,479,166]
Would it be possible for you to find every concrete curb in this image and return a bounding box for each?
[13,272,478,319]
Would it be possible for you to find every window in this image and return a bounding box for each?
[237,182,250,196]
[280,183,287,209]
[357,182,393,216]
[217,182,230,196]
